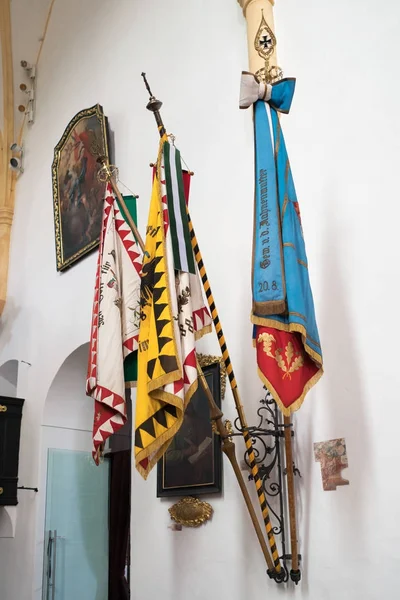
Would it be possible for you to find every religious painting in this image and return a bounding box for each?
[157,358,223,497]
[52,104,110,271]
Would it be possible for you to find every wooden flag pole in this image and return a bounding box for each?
[283,415,299,575]
[196,361,276,575]
[238,0,301,583]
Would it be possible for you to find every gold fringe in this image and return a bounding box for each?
[135,368,200,480]
[135,413,184,480]
[195,323,212,341]
[257,366,324,416]
[252,313,273,327]
[147,366,183,396]
[253,299,286,316]
[151,385,187,408]
[183,377,199,410]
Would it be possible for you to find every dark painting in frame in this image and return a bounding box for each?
[52,104,110,271]
[157,358,223,497]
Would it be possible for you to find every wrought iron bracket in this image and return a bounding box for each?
[235,388,301,584]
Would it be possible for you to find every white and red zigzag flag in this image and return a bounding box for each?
[86,183,142,463]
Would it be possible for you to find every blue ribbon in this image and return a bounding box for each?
[252,77,322,362]
[269,78,296,114]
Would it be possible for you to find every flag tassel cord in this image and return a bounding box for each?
[141,72,283,579]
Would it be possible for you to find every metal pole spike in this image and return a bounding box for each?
[141,72,163,112]
[141,73,166,138]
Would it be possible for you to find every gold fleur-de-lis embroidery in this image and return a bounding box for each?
[258,333,304,380]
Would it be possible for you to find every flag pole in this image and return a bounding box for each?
[196,361,276,575]
[97,156,147,255]
[141,72,283,580]
[283,415,299,578]
[238,0,278,76]
[237,0,301,583]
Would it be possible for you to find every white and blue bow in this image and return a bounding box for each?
[239,71,296,113]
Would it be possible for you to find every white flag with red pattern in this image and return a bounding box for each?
[86,183,142,463]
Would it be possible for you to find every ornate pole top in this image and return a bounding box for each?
[237,0,280,82]
[238,0,274,17]
[141,72,166,138]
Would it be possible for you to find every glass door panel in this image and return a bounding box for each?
[43,449,109,600]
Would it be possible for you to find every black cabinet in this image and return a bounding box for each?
[0,396,24,506]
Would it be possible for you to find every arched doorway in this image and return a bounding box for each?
[37,343,110,600]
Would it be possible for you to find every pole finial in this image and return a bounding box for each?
[141,72,152,97]
[141,73,166,137]
[141,72,163,112]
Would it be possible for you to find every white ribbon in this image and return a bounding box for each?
[239,72,272,109]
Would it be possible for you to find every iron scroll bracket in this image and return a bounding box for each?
[235,388,302,585]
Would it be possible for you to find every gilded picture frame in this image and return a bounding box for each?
[157,357,224,498]
[52,104,110,271]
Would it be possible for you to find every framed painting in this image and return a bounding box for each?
[157,357,224,498]
[52,104,110,271]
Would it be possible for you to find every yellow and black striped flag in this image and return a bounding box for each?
[135,140,212,479]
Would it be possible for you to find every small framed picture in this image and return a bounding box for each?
[157,357,224,497]
[52,104,110,271]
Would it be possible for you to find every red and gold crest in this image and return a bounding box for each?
[256,326,320,415]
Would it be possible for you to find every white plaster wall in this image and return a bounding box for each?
[42,343,92,430]
[1,0,400,599]
[0,359,18,397]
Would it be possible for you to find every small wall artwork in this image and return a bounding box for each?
[314,438,349,491]
[52,104,110,271]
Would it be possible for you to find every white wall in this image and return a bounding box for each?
[43,343,92,431]
[1,0,400,598]
[0,359,18,397]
